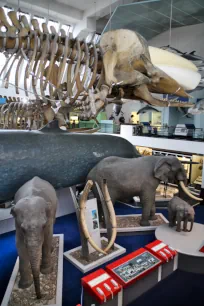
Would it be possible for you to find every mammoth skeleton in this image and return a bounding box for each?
[0,8,194,124]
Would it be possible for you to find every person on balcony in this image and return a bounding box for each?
[148,121,152,135]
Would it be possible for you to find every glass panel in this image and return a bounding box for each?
[102,0,204,40]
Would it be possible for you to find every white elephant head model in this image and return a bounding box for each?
[87,156,202,226]
[11,176,58,299]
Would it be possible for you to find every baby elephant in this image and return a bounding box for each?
[11,176,58,299]
[168,196,195,232]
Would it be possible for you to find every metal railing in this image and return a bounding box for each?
[132,125,204,141]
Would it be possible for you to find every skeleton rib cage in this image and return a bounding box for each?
[0,7,102,128]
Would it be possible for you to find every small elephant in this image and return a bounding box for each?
[87,155,196,226]
[168,196,195,232]
[11,176,58,299]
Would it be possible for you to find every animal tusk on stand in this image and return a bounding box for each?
[79,180,107,255]
[102,179,117,252]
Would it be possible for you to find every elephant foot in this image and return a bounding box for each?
[149,215,157,221]
[176,228,181,232]
[41,264,53,275]
[19,277,33,289]
[140,219,150,226]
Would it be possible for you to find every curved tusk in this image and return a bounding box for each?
[179,181,203,202]
[80,180,107,255]
[102,179,117,252]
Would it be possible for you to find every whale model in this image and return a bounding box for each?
[0,121,139,203]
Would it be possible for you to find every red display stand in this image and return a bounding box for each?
[82,268,122,306]
[81,241,177,306]
[145,240,178,280]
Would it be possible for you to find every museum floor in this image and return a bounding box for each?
[1,203,204,306]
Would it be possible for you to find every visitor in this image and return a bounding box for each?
[72,120,76,128]
[109,114,115,122]
[129,114,134,124]
[148,121,152,135]
[119,116,125,124]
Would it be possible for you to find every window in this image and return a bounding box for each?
[93,33,101,44]
[17,11,31,25]
[47,19,60,34]
[2,6,12,30]
[33,15,46,32]
[86,33,101,44]
[61,24,72,35]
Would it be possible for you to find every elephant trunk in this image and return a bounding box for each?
[27,246,42,299]
[189,219,194,232]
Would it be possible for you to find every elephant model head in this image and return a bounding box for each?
[154,156,187,184]
[154,156,201,202]
[11,196,52,299]
[181,205,195,232]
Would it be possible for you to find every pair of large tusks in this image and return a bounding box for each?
[179,181,203,202]
[79,179,117,255]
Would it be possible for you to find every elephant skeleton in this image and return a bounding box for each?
[0,8,194,122]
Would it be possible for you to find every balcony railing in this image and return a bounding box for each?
[132,125,204,141]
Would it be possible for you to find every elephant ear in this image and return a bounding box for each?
[154,158,171,183]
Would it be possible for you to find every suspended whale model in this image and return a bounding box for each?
[0,121,139,203]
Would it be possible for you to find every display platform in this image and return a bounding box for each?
[64,237,126,273]
[1,234,64,306]
[156,223,204,274]
[100,213,168,236]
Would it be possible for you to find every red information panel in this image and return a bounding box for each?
[82,268,122,304]
[106,248,162,288]
[145,240,177,262]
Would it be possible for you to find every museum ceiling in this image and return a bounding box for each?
[100,0,204,40]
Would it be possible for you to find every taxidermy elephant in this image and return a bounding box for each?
[11,176,58,299]
[88,156,201,226]
[168,196,195,232]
